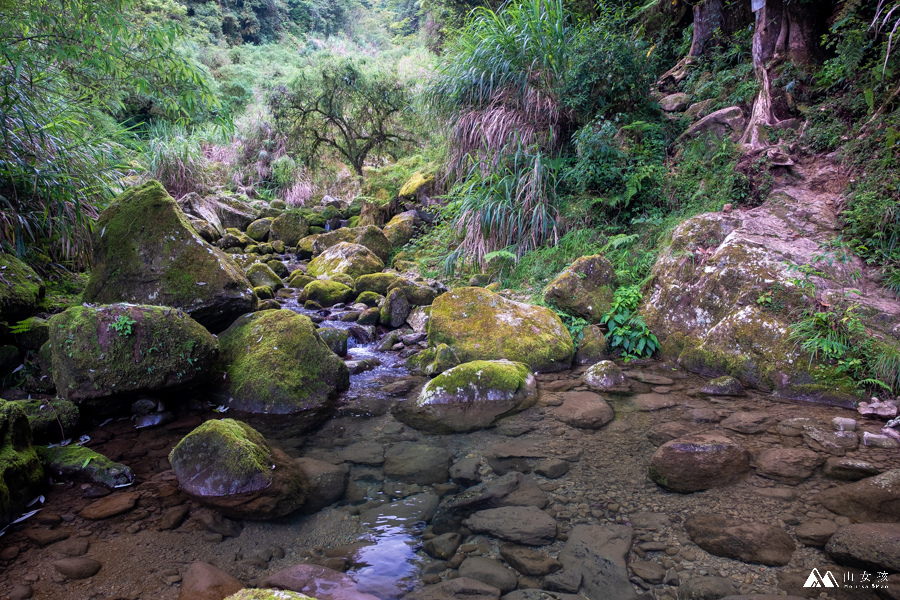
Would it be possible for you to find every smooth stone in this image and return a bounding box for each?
[49,537,89,557]
[817,470,900,522]
[649,433,750,492]
[262,564,381,600]
[825,522,900,572]
[632,393,677,412]
[795,519,839,547]
[700,375,745,396]
[630,560,666,584]
[178,561,244,600]
[459,557,518,593]
[383,443,450,486]
[720,412,775,434]
[754,447,823,484]
[499,544,562,576]
[823,457,880,481]
[404,578,501,600]
[678,576,737,599]
[51,557,101,580]
[557,524,637,600]
[78,491,140,520]
[423,533,462,560]
[158,505,190,531]
[550,392,614,429]
[24,528,69,546]
[684,514,795,566]
[296,458,349,513]
[464,507,557,546]
[543,569,582,594]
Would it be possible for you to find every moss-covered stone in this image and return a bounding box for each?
[247,263,284,291]
[258,242,274,254]
[257,299,282,311]
[406,343,460,377]
[271,240,285,253]
[329,273,355,288]
[393,260,417,273]
[266,260,289,278]
[307,242,385,279]
[582,360,627,391]
[380,289,410,328]
[9,398,78,444]
[254,286,275,300]
[38,445,133,488]
[358,307,380,325]
[287,271,314,289]
[428,287,574,373]
[224,590,314,600]
[215,310,349,421]
[355,291,383,307]
[12,317,49,351]
[393,360,537,434]
[0,400,44,527]
[218,229,254,250]
[398,172,434,197]
[270,212,309,246]
[356,272,401,295]
[388,278,438,306]
[246,218,273,242]
[312,226,393,262]
[701,376,745,396]
[574,325,607,365]
[317,328,349,357]
[83,181,256,333]
[543,255,616,323]
[383,211,420,248]
[304,280,354,307]
[0,253,45,323]
[48,303,219,406]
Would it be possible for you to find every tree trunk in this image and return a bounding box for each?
[658,0,725,88]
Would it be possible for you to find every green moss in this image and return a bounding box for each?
[307,243,384,279]
[355,291,383,307]
[266,260,289,278]
[247,263,284,291]
[387,278,438,306]
[0,400,44,527]
[246,218,273,242]
[317,328,349,356]
[270,211,310,246]
[37,445,132,488]
[254,286,274,300]
[286,271,314,289]
[329,273,355,288]
[356,272,401,295]
[223,589,315,600]
[169,419,274,496]
[304,280,354,307]
[0,253,45,322]
[399,172,435,197]
[406,343,460,376]
[8,399,78,444]
[313,226,392,262]
[542,254,616,323]
[348,216,360,227]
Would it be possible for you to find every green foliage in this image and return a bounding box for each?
[600,285,659,359]
[109,314,138,336]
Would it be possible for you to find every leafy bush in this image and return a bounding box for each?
[600,285,659,359]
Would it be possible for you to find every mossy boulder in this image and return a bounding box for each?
[307,242,385,279]
[83,181,257,333]
[287,271,314,289]
[178,192,260,234]
[574,325,607,365]
[38,445,133,488]
[9,398,78,444]
[0,253,45,322]
[356,272,401,295]
[428,287,574,373]
[48,304,219,407]
[224,590,314,600]
[543,255,616,323]
[169,419,308,519]
[406,343,460,377]
[701,376,745,396]
[582,360,628,392]
[355,291,383,307]
[393,360,538,434]
[246,263,284,292]
[0,400,44,528]
[246,218,273,242]
[253,286,274,300]
[265,260,289,279]
[312,226,393,262]
[380,289,410,328]
[358,307,380,325]
[399,172,434,197]
[317,328,349,357]
[383,211,421,248]
[215,311,349,423]
[388,278,439,306]
[270,212,310,246]
[304,280,355,307]
[13,317,50,351]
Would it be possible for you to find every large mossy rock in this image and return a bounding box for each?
[383,211,421,248]
[169,419,308,519]
[84,181,257,333]
[0,400,44,528]
[48,304,218,407]
[0,253,45,322]
[356,272,401,295]
[428,288,573,373]
[246,263,284,291]
[9,398,78,444]
[311,226,393,262]
[38,445,133,488]
[307,242,385,279]
[304,280,355,307]
[270,212,310,246]
[542,255,616,323]
[215,310,349,424]
[393,360,538,434]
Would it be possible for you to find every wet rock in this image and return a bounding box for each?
[6,584,33,600]
[677,576,737,600]
[51,557,102,580]
[0,401,45,528]
[388,278,440,307]
[340,443,385,466]
[178,561,244,600]
[534,459,569,479]
[49,537,89,557]
[318,328,350,357]
[684,514,795,566]
[424,532,462,560]
[355,273,402,296]
[543,569,582,593]
[649,433,750,492]
[632,393,677,412]
[428,288,574,373]
[380,288,410,328]
[9,399,78,445]
[630,560,666,584]
[305,280,355,307]
[437,472,549,533]
[464,506,557,545]
[825,523,900,572]
[270,212,310,246]
[802,427,858,455]
[459,557,517,593]
[158,505,190,531]
[247,262,284,291]
[24,528,69,546]
[646,422,697,446]
[543,255,616,323]
[296,458,349,513]
[863,431,900,448]
[383,442,450,485]
[754,447,823,484]
[407,306,431,333]
[720,411,775,434]
[84,182,256,332]
[79,491,140,520]
[558,524,636,600]
[795,518,839,547]
[449,458,481,487]
[404,578,501,600]
[549,391,613,429]
[858,399,898,418]
[49,304,218,406]
[700,376,745,396]
[383,211,421,248]
[573,325,607,366]
[261,563,381,600]
[195,511,242,538]
[360,492,439,527]
[307,242,384,279]
[776,418,825,437]
[817,470,900,522]
[312,226,392,263]
[582,361,627,392]
[393,360,537,434]
[499,544,561,576]
[501,591,582,600]
[169,419,308,520]
[823,457,880,481]
[406,343,461,377]
[38,445,133,488]
[0,253,44,322]
[832,417,857,431]
[215,310,349,422]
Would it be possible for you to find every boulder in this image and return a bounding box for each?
[393,360,537,434]
[270,212,310,246]
[383,442,450,485]
[816,470,900,522]
[215,311,349,422]
[754,448,822,484]
[678,106,745,142]
[380,288,410,328]
[825,523,900,573]
[355,272,401,296]
[794,519,839,547]
[557,524,637,600]
[659,92,690,112]
[178,192,259,233]
[499,544,562,576]
[649,433,750,493]
[317,328,349,357]
[247,263,284,291]
[262,564,381,600]
[295,458,348,512]
[429,288,574,373]
[307,242,384,279]
[387,278,440,306]
[404,578,500,600]
[8,398,78,444]
[84,181,257,333]
[178,562,245,600]
[581,360,627,392]
[169,419,307,519]
[684,514,795,566]
[383,211,421,248]
[304,280,355,307]
[700,376,745,396]
[542,255,615,323]
[246,218,273,241]
[48,304,218,406]
[823,457,880,481]
[459,557,517,593]
[549,391,614,429]
[573,325,606,365]
[312,226,392,262]
[0,253,45,322]
[424,532,463,560]
[0,400,44,528]
[38,446,133,488]
[464,506,557,545]
[405,343,461,377]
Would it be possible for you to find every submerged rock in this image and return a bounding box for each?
[684,514,796,566]
[700,376,745,396]
[543,254,616,323]
[464,506,557,545]
[0,400,44,528]
[261,564,380,600]
[825,523,900,573]
[406,343,461,377]
[816,469,900,522]
[428,288,574,373]
[215,310,349,422]
[557,524,637,600]
[649,433,750,493]
[179,561,245,600]
[48,304,218,406]
[393,360,538,434]
[84,181,257,333]
[169,419,308,519]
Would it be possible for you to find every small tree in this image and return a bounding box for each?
[270,60,414,177]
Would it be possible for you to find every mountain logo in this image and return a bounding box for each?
[804,569,840,588]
